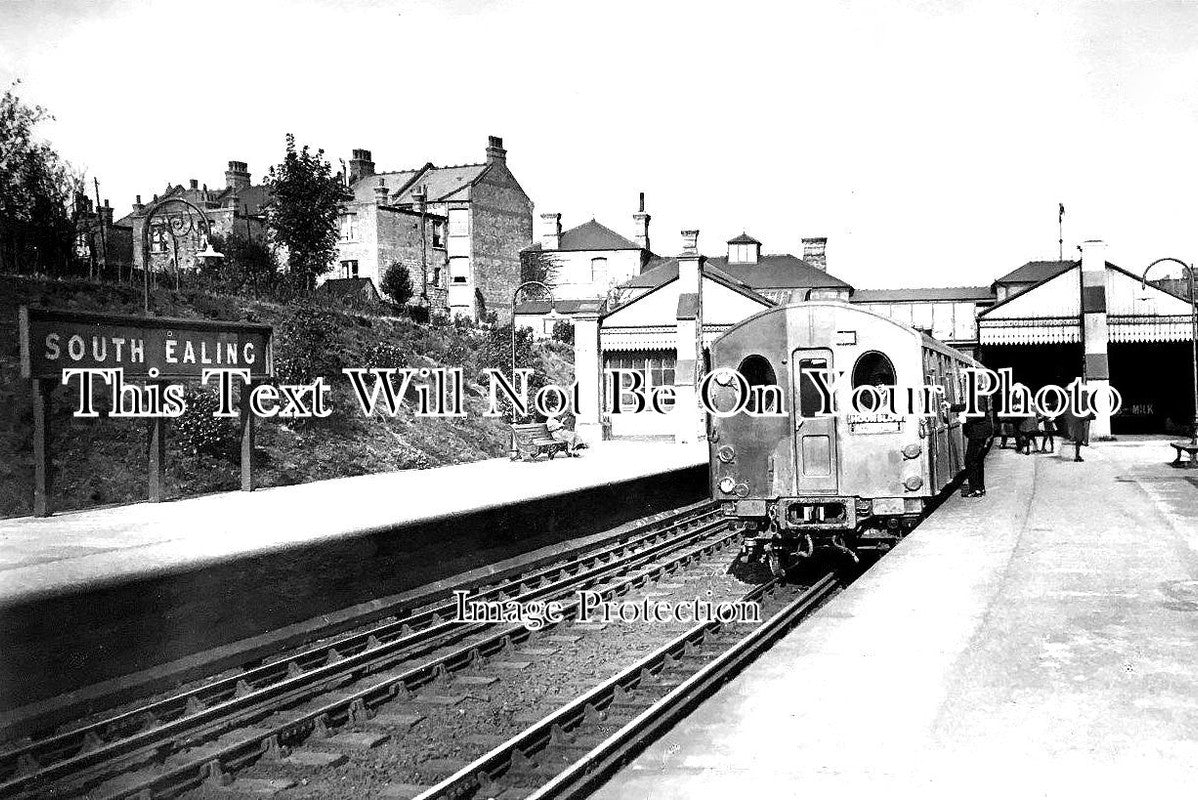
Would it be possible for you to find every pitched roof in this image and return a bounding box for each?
[393,163,491,204]
[851,286,995,303]
[557,219,641,251]
[616,257,774,307]
[707,254,853,290]
[994,260,1077,285]
[726,232,761,245]
[351,170,422,203]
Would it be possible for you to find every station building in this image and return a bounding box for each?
[978,240,1196,437]
[573,233,1196,444]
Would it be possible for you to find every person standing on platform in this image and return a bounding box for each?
[952,398,995,497]
[1062,406,1096,462]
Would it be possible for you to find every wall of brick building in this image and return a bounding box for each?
[131,207,266,273]
[468,163,533,322]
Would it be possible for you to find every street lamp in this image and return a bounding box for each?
[140,196,223,313]
[510,280,550,458]
[1140,257,1198,447]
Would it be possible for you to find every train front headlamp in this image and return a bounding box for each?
[718,476,737,494]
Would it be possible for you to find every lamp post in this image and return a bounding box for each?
[140,196,223,313]
[509,280,550,458]
[1140,257,1198,447]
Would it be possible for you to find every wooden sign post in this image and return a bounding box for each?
[18,306,273,516]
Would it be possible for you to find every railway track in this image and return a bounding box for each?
[411,571,838,800]
[0,502,735,799]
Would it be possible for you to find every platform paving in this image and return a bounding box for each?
[0,440,705,604]
[592,438,1198,799]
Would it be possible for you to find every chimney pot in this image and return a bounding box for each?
[349,148,376,183]
[802,237,828,272]
[486,135,507,164]
[633,194,651,252]
[225,160,251,191]
[681,229,699,256]
[374,177,389,205]
[540,212,562,250]
[189,179,198,190]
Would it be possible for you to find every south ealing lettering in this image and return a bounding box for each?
[42,333,257,370]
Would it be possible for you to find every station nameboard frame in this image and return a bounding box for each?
[17,306,274,516]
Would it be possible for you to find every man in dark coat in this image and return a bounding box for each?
[959,399,995,497]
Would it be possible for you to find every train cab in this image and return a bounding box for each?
[706,301,980,572]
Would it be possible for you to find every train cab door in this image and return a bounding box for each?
[791,348,838,494]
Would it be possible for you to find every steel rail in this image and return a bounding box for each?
[414,572,838,800]
[0,502,717,785]
[3,519,736,798]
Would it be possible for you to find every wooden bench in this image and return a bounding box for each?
[1170,440,1198,468]
[510,422,567,462]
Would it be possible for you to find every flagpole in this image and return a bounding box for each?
[1058,203,1064,261]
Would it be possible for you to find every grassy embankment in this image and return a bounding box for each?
[0,275,573,518]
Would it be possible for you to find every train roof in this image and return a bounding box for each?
[714,301,979,365]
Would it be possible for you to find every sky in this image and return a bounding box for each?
[2,0,1197,289]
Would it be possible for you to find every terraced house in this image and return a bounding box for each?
[336,136,533,320]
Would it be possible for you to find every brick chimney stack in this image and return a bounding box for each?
[486,135,507,164]
[349,148,375,183]
[802,237,828,272]
[189,179,199,190]
[374,177,389,205]
[225,160,251,191]
[99,199,113,227]
[132,194,145,213]
[633,192,651,252]
[540,213,562,250]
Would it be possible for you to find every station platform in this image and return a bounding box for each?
[0,441,707,736]
[594,438,1198,799]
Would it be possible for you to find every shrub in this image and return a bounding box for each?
[173,387,240,460]
[381,262,414,306]
[274,305,345,385]
[551,319,574,345]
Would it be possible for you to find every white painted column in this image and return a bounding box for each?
[1080,240,1112,439]
[674,230,703,444]
[573,302,604,442]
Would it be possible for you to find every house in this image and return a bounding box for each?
[127,161,269,274]
[338,136,533,321]
[72,194,133,277]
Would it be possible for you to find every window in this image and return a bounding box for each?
[851,351,896,411]
[797,357,829,418]
[603,350,676,410]
[738,354,778,414]
[431,219,445,248]
[340,259,359,278]
[591,257,608,284]
[431,266,442,287]
[150,224,169,254]
[339,214,358,242]
[449,256,469,284]
[543,318,556,336]
[448,208,469,238]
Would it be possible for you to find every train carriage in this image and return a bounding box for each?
[706,301,981,573]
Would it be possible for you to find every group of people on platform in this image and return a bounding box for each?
[954,401,1096,499]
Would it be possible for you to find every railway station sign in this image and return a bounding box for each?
[17,306,274,517]
[19,307,272,381]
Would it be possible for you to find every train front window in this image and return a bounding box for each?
[797,357,829,418]
[739,355,778,414]
[852,351,897,412]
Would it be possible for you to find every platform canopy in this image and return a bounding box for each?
[978,262,1194,345]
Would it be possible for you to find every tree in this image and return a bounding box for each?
[205,231,279,292]
[265,134,350,290]
[520,247,559,288]
[381,261,414,306]
[0,83,82,275]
